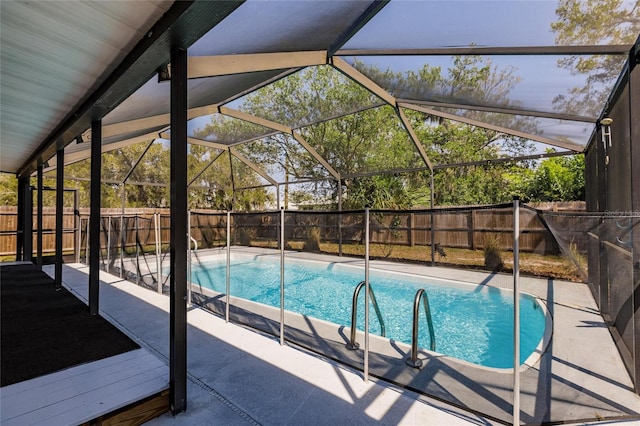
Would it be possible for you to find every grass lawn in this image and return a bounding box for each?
[276,241,583,282]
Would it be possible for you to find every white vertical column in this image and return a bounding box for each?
[156,213,163,293]
[364,207,370,382]
[513,196,521,425]
[187,210,192,303]
[226,211,231,323]
[280,207,285,345]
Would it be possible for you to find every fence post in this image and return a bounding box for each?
[409,213,414,247]
[469,209,476,250]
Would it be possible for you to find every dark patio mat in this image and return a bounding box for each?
[1,263,139,387]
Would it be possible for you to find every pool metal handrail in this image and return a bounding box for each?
[346,280,385,350]
[405,288,436,368]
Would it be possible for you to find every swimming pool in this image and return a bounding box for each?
[190,253,548,369]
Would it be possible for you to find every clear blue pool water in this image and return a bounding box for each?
[191,254,547,368]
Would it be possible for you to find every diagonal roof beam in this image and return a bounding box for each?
[331,56,396,105]
[159,133,230,151]
[332,57,435,170]
[400,102,585,152]
[396,108,433,171]
[187,136,227,151]
[188,149,226,187]
[396,99,597,123]
[336,45,633,56]
[59,132,159,167]
[121,139,156,185]
[229,147,278,186]
[290,133,340,181]
[217,69,302,107]
[219,106,341,180]
[186,51,327,79]
[219,106,290,133]
[97,104,220,140]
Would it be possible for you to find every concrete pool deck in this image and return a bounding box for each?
[45,249,640,424]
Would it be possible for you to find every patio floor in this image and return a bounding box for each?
[34,252,640,424]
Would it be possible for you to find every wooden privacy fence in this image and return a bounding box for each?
[0,206,78,256]
[197,206,561,254]
[1,204,572,257]
[0,207,169,257]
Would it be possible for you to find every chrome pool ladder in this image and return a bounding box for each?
[405,288,436,368]
[346,281,385,350]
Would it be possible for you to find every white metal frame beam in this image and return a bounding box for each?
[186,51,327,79]
[220,106,341,180]
[332,57,436,170]
[335,44,633,56]
[229,147,278,186]
[396,99,597,123]
[397,108,433,171]
[400,102,585,152]
[331,57,396,105]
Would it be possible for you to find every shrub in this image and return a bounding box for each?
[303,227,321,252]
[483,233,504,271]
[236,227,255,246]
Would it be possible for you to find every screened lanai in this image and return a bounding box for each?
[3,1,640,424]
[21,0,635,191]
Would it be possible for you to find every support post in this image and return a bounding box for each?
[280,207,285,345]
[228,149,236,211]
[156,212,163,294]
[55,149,64,288]
[513,196,521,425]
[16,176,27,261]
[89,119,102,316]
[338,180,343,257]
[364,207,370,382]
[169,47,188,415]
[107,216,111,273]
[36,163,43,271]
[430,170,435,265]
[120,185,125,278]
[135,215,140,284]
[187,210,192,303]
[23,180,33,262]
[74,190,80,264]
[226,211,231,323]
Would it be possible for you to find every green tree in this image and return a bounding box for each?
[225,60,535,208]
[551,0,640,116]
[506,152,585,201]
[343,174,431,210]
[358,55,536,206]
[0,173,18,206]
